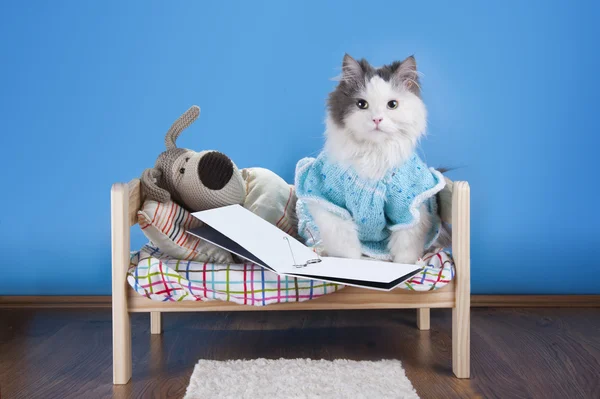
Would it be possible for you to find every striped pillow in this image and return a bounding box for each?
[138,200,234,263]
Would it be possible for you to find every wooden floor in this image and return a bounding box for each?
[0,308,599,399]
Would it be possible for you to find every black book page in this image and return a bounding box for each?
[290,268,422,290]
[187,224,274,271]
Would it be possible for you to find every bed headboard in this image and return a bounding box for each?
[127,179,143,227]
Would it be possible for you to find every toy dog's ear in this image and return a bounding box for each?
[141,167,171,203]
[165,105,200,150]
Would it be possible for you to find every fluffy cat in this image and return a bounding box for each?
[294,54,447,264]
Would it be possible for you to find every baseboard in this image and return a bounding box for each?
[1,295,599,309]
[472,295,600,307]
[0,296,112,308]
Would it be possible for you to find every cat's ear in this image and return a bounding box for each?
[341,53,363,83]
[394,55,420,94]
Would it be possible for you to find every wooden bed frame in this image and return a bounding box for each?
[111,178,471,384]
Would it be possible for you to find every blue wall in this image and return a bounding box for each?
[1,1,598,295]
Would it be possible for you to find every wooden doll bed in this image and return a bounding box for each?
[111,178,471,384]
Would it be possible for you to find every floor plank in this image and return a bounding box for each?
[0,308,598,399]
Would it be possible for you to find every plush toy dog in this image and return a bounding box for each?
[141,106,246,212]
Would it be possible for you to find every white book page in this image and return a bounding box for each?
[285,256,420,284]
[191,204,422,286]
[191,205,318,274]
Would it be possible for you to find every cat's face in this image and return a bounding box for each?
[327,54,426,144]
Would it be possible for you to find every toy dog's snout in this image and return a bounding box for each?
[198,151,234,190]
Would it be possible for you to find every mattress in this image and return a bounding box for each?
[128,244,455,306]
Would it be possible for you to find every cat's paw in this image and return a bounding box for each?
[325,240,362,259]
[308,204,362,259]
[320,223,362,259]
[391,248,422,265]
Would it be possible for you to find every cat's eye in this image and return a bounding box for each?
[179,168,185,174]
[387,100,398,109]
[356,99,369,109]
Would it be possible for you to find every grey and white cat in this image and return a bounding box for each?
[309,54,442,263]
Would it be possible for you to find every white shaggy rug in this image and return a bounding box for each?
[184,358,419,399]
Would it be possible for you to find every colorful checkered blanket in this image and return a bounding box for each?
[128,244,455,306]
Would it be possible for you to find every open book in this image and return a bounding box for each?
[187,205,422,291]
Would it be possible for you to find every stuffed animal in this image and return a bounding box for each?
[141,106,246,212]
[138,105,300,264]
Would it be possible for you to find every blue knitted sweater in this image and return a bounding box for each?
[294,152,445,260]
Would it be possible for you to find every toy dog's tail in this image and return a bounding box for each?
[165,105,201,150]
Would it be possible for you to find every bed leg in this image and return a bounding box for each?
[113,308,132,384]
[452,302,470,378]
[151,312,162,334]
[416,308,430,330]
[112,183,132,385]
[452,181,470,379]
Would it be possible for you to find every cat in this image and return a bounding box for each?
[294,54,448,264]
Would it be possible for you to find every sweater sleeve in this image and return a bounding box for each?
[295,155,351,220]
[385,157,445,229]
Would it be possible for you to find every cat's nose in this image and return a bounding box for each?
[373,118,383,126]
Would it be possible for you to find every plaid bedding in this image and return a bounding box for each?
[128,244,455,306]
